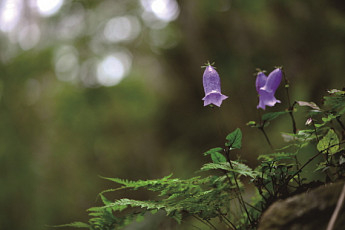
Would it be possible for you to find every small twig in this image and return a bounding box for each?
[244,201,262,212]
[286,151,322,184]
[259,127,274,150]
[217,210,237,230]
[284,141,345,186]
[205,219,218,230]
[326,182,345,230]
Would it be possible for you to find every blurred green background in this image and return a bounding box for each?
[0,0,345,229]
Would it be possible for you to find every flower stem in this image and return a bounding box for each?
[257,110,274,150]
[282,70,297,134]
[259,127,274,150]
[311,118,320,142]
[282,70,301,184]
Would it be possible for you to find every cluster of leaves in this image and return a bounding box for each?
[60,89,345,230]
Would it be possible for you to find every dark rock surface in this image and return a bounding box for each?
[258,181,345,230]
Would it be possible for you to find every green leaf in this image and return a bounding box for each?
[317,129,339,154]
[100,194,111,205]
[204,147,226,163]
[261,111,288,122]
[211,152,226,163]
[203,147,223,156]
[246,121,257,127]
[321,114,337,123]
[324,90,345,113]
[225,128,242,149]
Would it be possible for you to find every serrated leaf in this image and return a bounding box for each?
[225,128,242,149]
[200,162,256,178]
[201,162,232,172]
[100,194,111,206]
[262,111,288,122]
[258,152,296,161]
[317,129,339,154]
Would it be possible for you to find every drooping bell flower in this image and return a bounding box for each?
[202,64,228,107]
[256,68,282,110]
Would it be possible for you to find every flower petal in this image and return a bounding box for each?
[257,90,281,110]
[256,72,267,93]
[202,64,228,107]
[203,92,228,107]
[261,68,282,93]
[203,65,222,95]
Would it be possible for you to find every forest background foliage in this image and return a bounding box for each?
[1,0,345,229]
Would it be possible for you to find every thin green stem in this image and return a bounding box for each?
[311,118,320,142]
[282,70,297,134]
[287,152,321,185]
[257,109,274,150]
[225,147,253,225]
[282,70,300,184]
[282,135,345,192]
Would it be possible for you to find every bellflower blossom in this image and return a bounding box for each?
[202,65,228,107]
[256,68,282,110]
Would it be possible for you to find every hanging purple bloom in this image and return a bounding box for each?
[256,68,282,110]
[202,65,228,107]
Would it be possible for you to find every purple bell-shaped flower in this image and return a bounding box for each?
[256,68,282,110]
[202,65,228,107]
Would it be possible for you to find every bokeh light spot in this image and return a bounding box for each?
[36,0,64,17]
[140,0,179,22]
[54,45,79,82]
[103,16,141,43]
[0,0,22,32]
[18,23,41,50]
[97,52,132,87]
